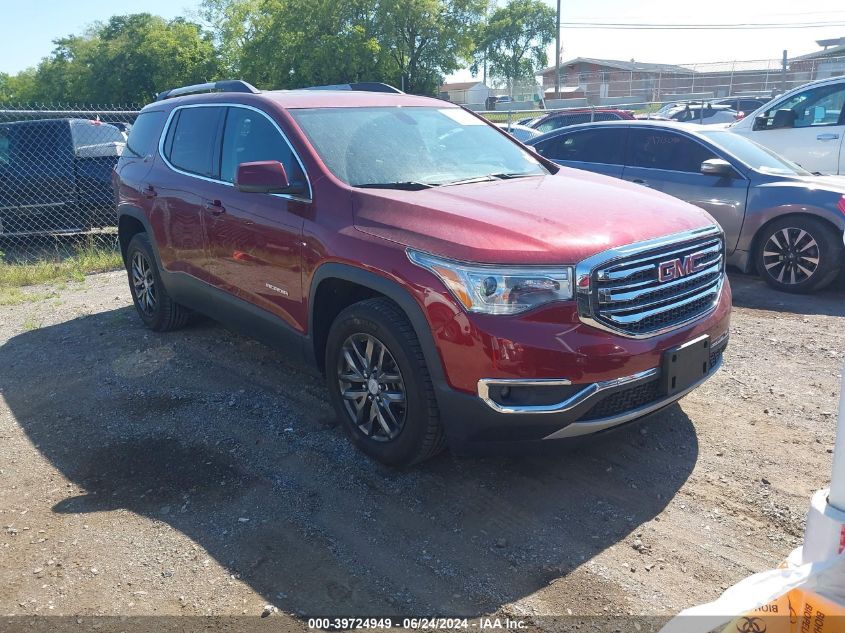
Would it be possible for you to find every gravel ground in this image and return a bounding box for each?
[0,270,843,628]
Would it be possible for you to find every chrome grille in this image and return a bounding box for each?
[577,227,725,338]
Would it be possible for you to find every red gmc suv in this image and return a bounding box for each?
[114,80,731,466]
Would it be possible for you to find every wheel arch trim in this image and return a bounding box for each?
[307,263,447,387]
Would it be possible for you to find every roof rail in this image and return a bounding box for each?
[155,80,260,102]
[302,82,404,94]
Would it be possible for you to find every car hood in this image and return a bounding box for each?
[351,169,717,265]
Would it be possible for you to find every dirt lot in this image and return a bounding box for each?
[0,270,843,628]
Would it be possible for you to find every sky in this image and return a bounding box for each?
[2,0,845,78]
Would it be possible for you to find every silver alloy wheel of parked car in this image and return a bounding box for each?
[131,251,157,315]
[761,227,820,286]
[337,333,407,442]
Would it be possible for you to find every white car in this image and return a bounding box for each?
[728,76,845,175]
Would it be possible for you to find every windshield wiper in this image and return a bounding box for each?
[490,172,541,179]
[439,175,498,186]
[355,181,435,190]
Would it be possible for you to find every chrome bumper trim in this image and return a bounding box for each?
[542,354,723,440]
[477,368,659,415]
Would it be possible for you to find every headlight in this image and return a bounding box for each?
[407,249,573,315]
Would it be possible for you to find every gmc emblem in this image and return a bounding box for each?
[657,251,710,283]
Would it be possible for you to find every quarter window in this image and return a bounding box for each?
[167,107,224,177]
[220,107,305,186]
[626,129,717,173]
[125,111,166,158]
[535,128,626,165]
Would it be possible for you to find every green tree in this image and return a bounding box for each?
[474,0,555,97]
[3,14,219,104]
[376,0,486,95]
[204,0,385,89]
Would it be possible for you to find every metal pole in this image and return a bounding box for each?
[829,364,845,512]
[781,49,788,94]
[554,0,561,97]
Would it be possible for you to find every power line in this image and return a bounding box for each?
[561,21,845,30]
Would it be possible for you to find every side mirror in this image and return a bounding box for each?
[235,161,303,195]
[770,108,796,130]
[701,158,735,177]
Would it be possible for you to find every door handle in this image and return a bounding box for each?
[631,179,651,187]
[143,185,157,199]
[817,133,840,141]
[204,199,226,215]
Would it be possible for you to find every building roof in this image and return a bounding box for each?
[791,43,845,62]
[439,81,487,92]
[541,57,691,75]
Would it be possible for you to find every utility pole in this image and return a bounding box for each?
[554,0,561,97]
[780,49,788,94]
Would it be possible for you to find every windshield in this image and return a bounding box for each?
[700,130,811,176]
[289,106,547,188]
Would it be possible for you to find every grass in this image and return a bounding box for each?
[0,245,122,289]
[0,244,122,306]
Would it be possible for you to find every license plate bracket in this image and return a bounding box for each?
[660,334,711,397]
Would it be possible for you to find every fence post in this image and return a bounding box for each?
[728,61,735,96]
[656,71,662,102]
[781,50,788,94]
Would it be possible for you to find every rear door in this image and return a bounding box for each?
[154,105,225,278]
[532,127,626,178]
[622,128,750,252]
[200,105,310,331]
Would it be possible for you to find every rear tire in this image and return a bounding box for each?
[125,233,191,331]
[755,216,841,294]
[325,297,445,466]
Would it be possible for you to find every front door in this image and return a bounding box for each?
[622,128,749,253]
[746,81,845,175]
[202,105,310,332]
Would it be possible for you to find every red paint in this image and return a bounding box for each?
[115,89,730,397]
[837,195,845,217]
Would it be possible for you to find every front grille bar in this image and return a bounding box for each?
[575,226,725,338]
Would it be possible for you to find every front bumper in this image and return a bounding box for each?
[434,332,727,449]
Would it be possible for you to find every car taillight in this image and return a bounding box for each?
[735,111,746,120]
[838,195,845,216]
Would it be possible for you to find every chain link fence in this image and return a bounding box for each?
[540,55,845,104]
[0,105,140,264]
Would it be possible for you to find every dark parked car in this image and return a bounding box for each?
[0,118,125,236]
[528,120,845,292]
[114,80,730,466]
[530,108,635,134]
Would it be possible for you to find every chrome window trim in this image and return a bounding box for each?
[157,102,313,203]
[575,225,725,339]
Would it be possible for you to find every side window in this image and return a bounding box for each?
[220,107,305,185]
[626,129,717,173]
[768,84,845,127]
[536,128,625,165]
[125,111,166,158]
[168,107,224,177]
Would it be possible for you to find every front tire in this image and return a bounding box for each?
[755,217,842,293]
[325,298,445,466]
[125,233,191,331]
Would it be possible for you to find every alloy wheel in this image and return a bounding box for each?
[131,251,157,315]
[337,333,407,442]
[761,227,820,286]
